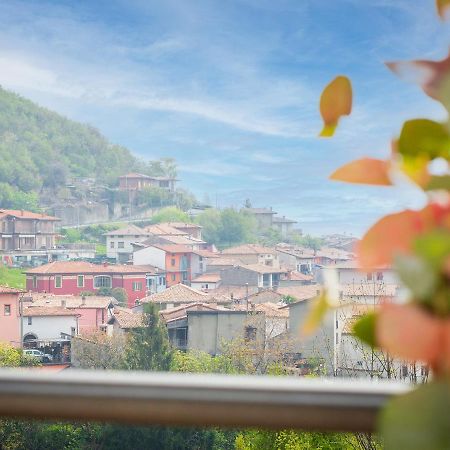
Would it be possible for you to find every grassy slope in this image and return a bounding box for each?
[0,266,25,289]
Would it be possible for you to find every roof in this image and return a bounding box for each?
[191,273,221,283]
[221,244,276,255]
[231,264,287,274]
[166,222,202,229]
[160,302,221,323]
[323,260,391,270]
[277,285,322,303]
[159,235,206,245]
[272,216,297,224]
[141,283,209,304]
[276,246,316,259]
[0,209,59,221]
[119,173,152,179]
[191,249,219,258]
[287,271,314,281]
[109,307,144,329]
[22,307,79,317]
[143,224,188,236]
[25,293,115,309]
[205,285,259,300]
[243,208,276,215]
[316,248,354,261]
[0,285,24,294]
[147,243,193,254]
[26,261,160,275]
[104,224,147,236]
[207,257,244,266]
[254,302,289,318]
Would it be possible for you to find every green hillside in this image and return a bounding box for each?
[0,86,174,211]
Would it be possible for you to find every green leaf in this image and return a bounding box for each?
[398,119,450,161]
[352,312,377,347]
[425,175,450,191]
[414,231,450,271]
[380,382,450,450]
[394,254,438,302]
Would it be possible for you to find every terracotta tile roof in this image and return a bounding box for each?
[254,302,289,318]
[0,209,59,221]
[25,293,115,309]
[207,257,245,266]
[141,283,208,304]
[316,248,354,261]
[166,222,202,229]
[191,273,221,283]
[159,235,206,245]
[234,264,287,274]
[160,302,221,323]
[276,246,316,259]
[148,244,193,254]
[109,307,144,329]
[22,306,80,317]
[222,244,276,255]
[277,285,322,303]
[26,261,159,275]
[143,224,188,236]
[247,289,284,302]
[287,271,314,281]
[205,285,259,301]
[104,224,147,236]
[0,285,24,294]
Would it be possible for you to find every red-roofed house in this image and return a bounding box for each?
[0,286,23,346]
[25,261,161,308]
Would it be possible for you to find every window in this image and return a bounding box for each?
[159,277,165,285]
[366,272,373,281]
[71,327,76,337]
[171,274,176,281]
[77,275,84,288]
[201,284,209,289]
[94,276,112,288]
[28,317,32,325]
[244,326,257,341]
[110,241,115,248]
[32,276,37,289]
[55,275,62,288]
[376,272,383,281]
[171,258,176,266]
[118,241,125,249]
[4,304,11,316]
[133,282,142,291]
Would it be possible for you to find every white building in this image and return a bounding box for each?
[22,306,79,344]
[105,224,149,262]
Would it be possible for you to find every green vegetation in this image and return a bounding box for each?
[150,206,191,224]
[0,265,25,289]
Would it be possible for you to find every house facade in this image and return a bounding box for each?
[0,286,22,346]
[220,264,287,289]
[25,261,160,308]
[221,244,280,267]
[105,224,149,262]
[119,173,176,192]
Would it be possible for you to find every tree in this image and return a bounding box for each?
[151,206,190,224]
[125,303,173,371]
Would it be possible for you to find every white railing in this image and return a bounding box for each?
[0,369,409,431]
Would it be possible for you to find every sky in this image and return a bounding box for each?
[0,0,449,236]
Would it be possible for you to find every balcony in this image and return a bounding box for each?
[0,369,409,431]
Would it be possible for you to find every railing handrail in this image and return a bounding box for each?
[0,369,410,431]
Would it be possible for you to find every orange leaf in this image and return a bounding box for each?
[437,0,450,19]
[386,51,450,111]
[319,76,352,137]
[377,304,441,364]
[357,203,450,269]
[330,158,392,185]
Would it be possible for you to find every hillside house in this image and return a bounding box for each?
[0,286,23,347]
[105,224,149,262]
[25,261,161,308]
[243,207,277,229]
[220,264,288,289]
[221,244,280,267]
[276,246,316,273]
[119,173,176,192]
[272,216,297,239]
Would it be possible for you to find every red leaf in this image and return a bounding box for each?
[330,158,392,185]
[377,304,442,364]
[437,0,450,19]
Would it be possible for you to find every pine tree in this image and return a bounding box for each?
[125,303,173,371]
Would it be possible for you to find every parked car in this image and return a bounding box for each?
[24,349,53,363]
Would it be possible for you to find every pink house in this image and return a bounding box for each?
[0,286,23,347]
[25,261,160,308]
[24,293,115,335]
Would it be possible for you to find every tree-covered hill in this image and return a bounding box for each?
[0,86,174,210]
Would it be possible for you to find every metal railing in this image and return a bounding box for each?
[0,369,409,431]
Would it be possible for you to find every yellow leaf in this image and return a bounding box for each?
[330,158,392,185]
[319,76,352,137]
[302,291,329,336]
[437,0,450,19]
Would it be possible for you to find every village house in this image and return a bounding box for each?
[119,173,176,192]
[220,264,288,289]
[221,244,280,267]
[0,286,23,347]
[205,256,244,273]
[105,224,149,262]
[22,306,80,347]
[25,261,161,308]
[106,306,144,336]
[243,207,277,229]
[276,246,316,273]
[272,216,297,239]
[23,293,116,335]
[190,273,222,291]
[165,222,203,240]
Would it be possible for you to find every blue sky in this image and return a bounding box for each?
[0,0,449,235]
